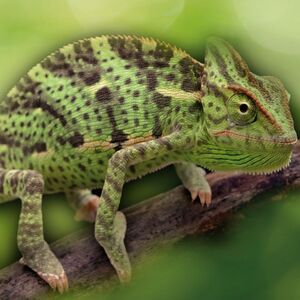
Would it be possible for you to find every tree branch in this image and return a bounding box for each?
[1,143,300,299]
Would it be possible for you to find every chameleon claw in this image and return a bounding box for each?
[190,190,198,201]
[38,271,69,293]
[190,190,212,206]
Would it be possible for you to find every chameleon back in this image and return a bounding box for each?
[0,36,203,192]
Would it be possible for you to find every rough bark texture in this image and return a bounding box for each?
[1,143,300,299]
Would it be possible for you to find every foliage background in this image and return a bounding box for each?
[0,0,300,299]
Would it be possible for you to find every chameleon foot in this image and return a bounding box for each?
[190,189,212,206]
[175,162,212,207]
[75,194,100,223]
[96,211,131,282]
[19,242,68,293]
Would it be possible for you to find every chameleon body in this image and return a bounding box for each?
[0,35,296,292]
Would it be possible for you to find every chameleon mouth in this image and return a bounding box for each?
[213,130,297,145]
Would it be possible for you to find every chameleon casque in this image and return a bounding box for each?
[0,35,297,292]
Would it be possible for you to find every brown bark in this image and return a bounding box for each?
[1,143,300,299]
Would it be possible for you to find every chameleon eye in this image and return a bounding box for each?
[227,93,257,125]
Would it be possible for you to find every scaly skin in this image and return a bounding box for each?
[0,35,296,292]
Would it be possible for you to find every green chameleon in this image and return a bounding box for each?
[0,35,296,293]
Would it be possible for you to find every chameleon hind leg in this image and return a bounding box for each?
[95,131,190,282]
[65,189,100,222]
[0,169,68,293]
[175,162,211,206]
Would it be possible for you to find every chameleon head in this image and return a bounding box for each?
[198,37,297,174]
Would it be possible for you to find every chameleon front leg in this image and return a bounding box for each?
[175,162,212,206]
[95,131,190,282]
[65,189,100,222]
[0,169,68,293]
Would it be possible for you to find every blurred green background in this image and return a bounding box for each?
[1,0,300,299]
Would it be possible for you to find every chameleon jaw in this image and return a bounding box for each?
[244,154,292,175]
[213,130,297,145]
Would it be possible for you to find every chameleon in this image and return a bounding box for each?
[0,35,296,293]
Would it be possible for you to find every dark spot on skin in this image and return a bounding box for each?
[136,58,149,69]
[166,73,175,81]
[153,61,169,68]
[188,101,202,113]
[118,97,125,104]
[80,70,100,85]
[107,67,113,72]
[83,113,89,120]
[134,118,139,126]
[68,132,84,147]
[125,78,131,85]
[78,163,86,172]
[35,142,47,153]
[208,102,213,108]
[152,92,171,109]
[96,87,112,102]
[146,70,157,91]
[133,90,140,97]
[132,104,139,111]
[179,57,192,74]
[181,78,200,92]
[111,129,128,143]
